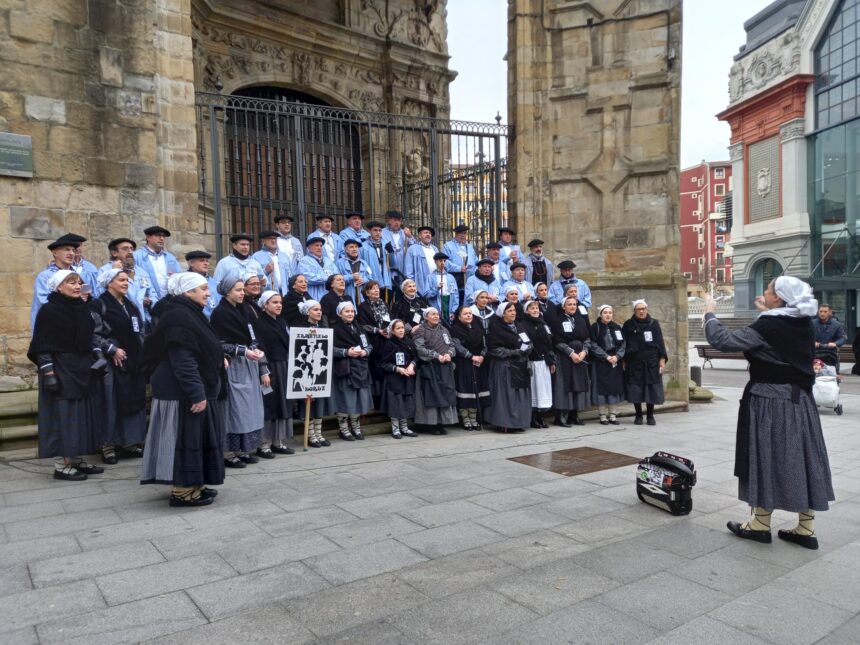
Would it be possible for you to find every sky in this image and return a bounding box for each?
[446,0,775,168]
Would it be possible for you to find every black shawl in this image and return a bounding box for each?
[521,314,556,365]
[283,289,309,327]
[487,316,531,389]
[391,294,429,328]
[211,298,255,345]
[552,309,590,352]
[141,295,224,391]
[622,315,667,362]
[333,319,370,388]
[451,319,485,356]
[748,316,815,388]
[28,291,94,360]
[358,298,391,330]
[590,320,625,357]
[96,293,146,414]
[321,291,353,325]
[379,334,417,395]
[254,312,290,362]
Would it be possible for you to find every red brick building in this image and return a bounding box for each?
[679,161,733,295]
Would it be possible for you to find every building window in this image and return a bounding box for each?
[714,184,725,196]
[716,269,725,282]
[714,168,725,179]
[689,257,696,265]
[683,272,692,280]
[815,0,860,129]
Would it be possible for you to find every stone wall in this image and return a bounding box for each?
[0,0,198,385]
[508,0,689,401]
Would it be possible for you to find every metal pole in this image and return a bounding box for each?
[294,114,307,241]
[367,119,375,217]
[209,105,224,260]
[429,126,439,229]
[493,134,502,240]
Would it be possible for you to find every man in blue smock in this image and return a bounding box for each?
[31,234,81,330]
[309,214,343,263]
[274,213,303,276]
[498,226,523,267]
[524,238,554,287]
[96,237,147,317]
[213,233,265,284]
[68,235,99,291]
[337,239,373,303]
[465,258,503,306]
[485,242,511,284]
[186,250,220,318]
[252,230,292,295]
[423,252,460,324]
[360,220,393,296]
[548,259,592,307]
[442,224,477,307]
[339,212,370,244]
[504,262,536,302]
[381,210,411,292]
[404,225,438,292]
[298,236,338,300]
[133,225,181,313]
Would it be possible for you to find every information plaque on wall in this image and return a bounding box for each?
[0,133,33,178]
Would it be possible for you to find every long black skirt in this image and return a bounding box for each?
[453,356,490,411]
[37,376,101,459]
[264,360,291,421]
[485,359,532,429]
[625,356,664,404]
[101,365,147,446]
[140,398,225,488]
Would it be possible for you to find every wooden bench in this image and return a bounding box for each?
[695,344,856,369]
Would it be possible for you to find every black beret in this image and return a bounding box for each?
[230,233,253,243]
[366,220,384,229]
[476,258,494,267]
[47,233,83,250]
[258,230,278,239]
[315,213,334,221]
[558,260,577,270]
[343,239,362,247]
[417,225,435,236]
[107,237,136,251]
[345,212,364,220]
[273,213,294,222]
[498,227,515,235]
[143,226,171,237]
[510,262,526,270]
[385,210,403,219]
[485,242,502,250]
[305,236,324,246]
[185,250,212,261]
[527,239,544,248]
[433,252,450,260]
[454,224,469,233]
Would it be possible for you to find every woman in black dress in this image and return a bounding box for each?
[140,272,225,506]
[94,268,147,464]
[450,306,489,430]
[357,280,391,401]
[485,301,533,432]
[253,291,294,457]
[378,319,419,438]
[320,274,353,327]
[283,274,310,327]
[622,299,667,425]
[332,301,373,441]
[521,299,556,428]
[590,304,626,425]
[391,279,429,335]
[551,295,592,426]
[28,270,104,481]
[533,282,551,317]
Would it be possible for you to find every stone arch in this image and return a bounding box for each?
[749,254,784,295]
[219,75,358,111]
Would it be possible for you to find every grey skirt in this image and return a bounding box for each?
[333,377,373,415]
[552,372,591,411]
[101,367,147,447]
[414,380,458,425]
[738,384,835,512]
[485,359,532,429]
[225,355,265,435]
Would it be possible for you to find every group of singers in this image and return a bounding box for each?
[28,212,668,506]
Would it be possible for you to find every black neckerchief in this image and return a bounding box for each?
[451,319,485,354]
[475,272,495,285]
[590,320,623,353]
[487,316,526,351]
[553,309,590,342]
[254,313,290,361]
[211,298,254,344]
[28,292,94,360]
[232,250,249,261]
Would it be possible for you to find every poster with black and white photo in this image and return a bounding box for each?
[287,327,333,399]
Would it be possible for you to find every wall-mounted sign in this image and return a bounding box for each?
[0,133,33,178]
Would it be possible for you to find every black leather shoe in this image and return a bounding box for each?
[308,439,321,448]
[118,446,144,459]
[530,417,541,429]
[777,529,819,550]
[538,416,548,428]
[256,448,276,459]
[320,438,331,446]
[352,431,365,441]
[200,487,218,499]
[272,446,295,455]
[101,450,118,465]
[53,468,87,481]
[225,456,246,468]
[339,430,355,441]
[634,415,644,425]
[609,417,621,425]
[570,415,585,426]
[646,416,657,426]
[727,521,772,544]
[169,494,214,507]
[239,454,259,464]
[554,415,572,428]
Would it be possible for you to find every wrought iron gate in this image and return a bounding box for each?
[195,92,509,258]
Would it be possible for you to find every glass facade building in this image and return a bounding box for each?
[809,0,860,329]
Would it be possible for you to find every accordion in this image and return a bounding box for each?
[636,452,696,516]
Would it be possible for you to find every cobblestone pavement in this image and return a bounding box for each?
[1,383,858,644]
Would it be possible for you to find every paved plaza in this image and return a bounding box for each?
[1,372,859,644]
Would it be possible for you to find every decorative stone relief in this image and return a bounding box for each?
[756,167,772,198]
[728,142,744,162]
[779,118,806,142]
[361,0,446,53]
[728,31,801,105]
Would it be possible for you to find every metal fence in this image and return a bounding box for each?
[195,91,509,258]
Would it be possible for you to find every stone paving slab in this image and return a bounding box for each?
[0,383,858,642]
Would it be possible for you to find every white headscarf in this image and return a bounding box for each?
[336,301,355,316]
[597,304,613,315]
[524,299,541,314]
[561,296,578,311]
[632,299,648,309]
[760,275,818,318]
[496,301,515,318]
[47,269,76,292]
[97,268,124,290]
[400,279,417,295]
[422,306,439,320]
[258,290,280,308]
[469,289,489,306]
[168,272,207,296]
[298,299,320,316]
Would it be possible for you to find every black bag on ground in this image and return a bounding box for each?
[636,452,696,516]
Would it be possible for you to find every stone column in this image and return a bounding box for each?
[508,0,688,402]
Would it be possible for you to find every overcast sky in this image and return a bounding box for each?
[447,0,774,168]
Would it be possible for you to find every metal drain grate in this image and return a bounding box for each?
[509,447,640,477]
